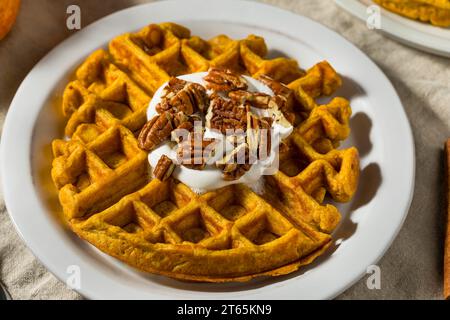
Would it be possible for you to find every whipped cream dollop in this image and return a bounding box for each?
[147,72,293,194]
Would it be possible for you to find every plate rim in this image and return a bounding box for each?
[0,0,415,299]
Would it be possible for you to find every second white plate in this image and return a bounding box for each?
[335,0,450,57]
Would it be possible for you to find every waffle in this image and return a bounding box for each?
[51,22,360,282]
[373,0,450,27]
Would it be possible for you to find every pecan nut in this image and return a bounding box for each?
[206,94,249,134]
[156,77,209,115]
[247,113,273,161]
[216,143,252,181]
[258,75,295,124]
[153,155,175,181]
[258,74,292,99]
[203,67,248,92]
[177,132,217,170]
[138,111,191,151]
[228,90,271,109]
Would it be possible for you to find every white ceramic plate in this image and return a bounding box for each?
[335,0,450,57]
[1,0,415,299]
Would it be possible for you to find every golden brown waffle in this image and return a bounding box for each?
[414,0,450,9]
[373,0,450,27]
[51,22,360,282]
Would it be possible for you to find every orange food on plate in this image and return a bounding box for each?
[50,22,360,282]
[374,0,450,27]
[0,0,20,40]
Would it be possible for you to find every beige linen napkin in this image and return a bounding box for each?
[0,0,449,299]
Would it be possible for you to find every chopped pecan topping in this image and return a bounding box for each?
[228,90,271,109]
[141,70,295,183]
[258,75,292,98]
[177,132,217,170]
[171,114,203,143]
[267,97,293,128]
[206,94,249,134]
[138,111,191,151]
[171,121,194,143]
[156,77,209,115]
[153,155,175,181]
[216,143,252,181]
[258,75,295,124]
[247,113,273,161]
[204,67,248,92]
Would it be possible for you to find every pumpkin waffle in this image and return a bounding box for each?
[373,0,450,27]
[51,22,360,282]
